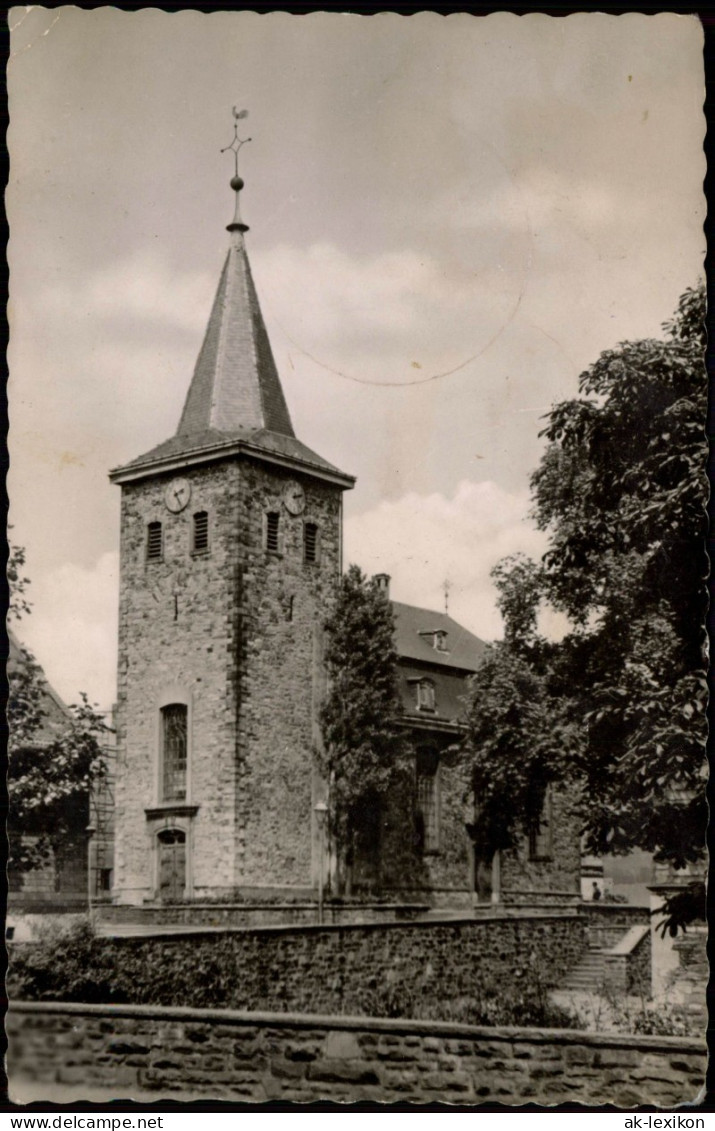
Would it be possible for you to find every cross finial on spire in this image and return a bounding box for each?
[443,578,452,614]
[221,108,252,233]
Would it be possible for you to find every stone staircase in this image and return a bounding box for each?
[562,945,605,992]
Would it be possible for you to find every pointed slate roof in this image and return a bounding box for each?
[177,232,294,438]
[111,181,354,490]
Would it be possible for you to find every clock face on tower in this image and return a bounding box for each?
[283,481,306,516]
[165,478,192,513]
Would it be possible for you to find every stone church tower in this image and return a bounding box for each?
[109,166,354,904]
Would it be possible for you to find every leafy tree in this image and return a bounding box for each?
[465,645,558,863]
[532,282,707,868]
[463,284,707,877]
[319,565,412,893]
[464,555,581,866]
[6,544,108,876]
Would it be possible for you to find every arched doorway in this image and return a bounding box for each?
[157,828,186,901]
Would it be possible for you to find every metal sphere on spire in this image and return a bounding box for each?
[221,108,251,234]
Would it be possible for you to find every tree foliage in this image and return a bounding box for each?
[7,545,109,874]
[464,284,707,872]
[318,565,411,887]
[652,880,707,939]
[464,553,582,863]
[8,537,32,621]
[464,643,572,863]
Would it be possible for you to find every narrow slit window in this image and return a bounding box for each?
[416,748,440,855]
[266,512,280,554]
[529,787,554,861]
[161,703,187,802]
[304,522,319,563]
[147,521,163,561]
[193,511,209,552]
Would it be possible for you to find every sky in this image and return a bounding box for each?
[7,9,706,707]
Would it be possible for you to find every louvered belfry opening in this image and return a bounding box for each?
[193,511,209,552]
[147,521,163,560]
[304,521,318,563]
[266,512,280,553]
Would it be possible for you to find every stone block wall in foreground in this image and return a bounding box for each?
[7,1002,706,1107]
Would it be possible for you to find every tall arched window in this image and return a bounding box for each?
[161,703,187,802]
[415,746,440,855]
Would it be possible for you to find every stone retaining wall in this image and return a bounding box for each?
[603,926,651,996]
[14,915,587,1016]
[8,1001,706,1107]
[671,927,708,1033]
[579,903,650,950]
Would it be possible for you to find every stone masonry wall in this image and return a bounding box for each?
[413,739,473,902]
[21,916,588,1016]
[8,1002,706,1107]
[623,929,651,996]
[500,788,581,900]
[235,460,341,888]
[114,461,243,902]
[114,454,343,903]
[603,928,651,997]
[579,903,650,949]
[671,927,708,1035]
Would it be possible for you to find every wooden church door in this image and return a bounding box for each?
[157,828,186,901]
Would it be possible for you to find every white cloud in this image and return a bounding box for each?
[344,478,549,641]
[253,241,522,386]
[40,249,214,334]
[16,552,119,709]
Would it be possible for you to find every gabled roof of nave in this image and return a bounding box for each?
[391,601,488,673]
[111,164,353,488]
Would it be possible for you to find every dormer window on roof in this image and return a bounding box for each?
[418,629,449,653]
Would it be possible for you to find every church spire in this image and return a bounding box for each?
[176,111,294,439]
[111,118,354,491]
